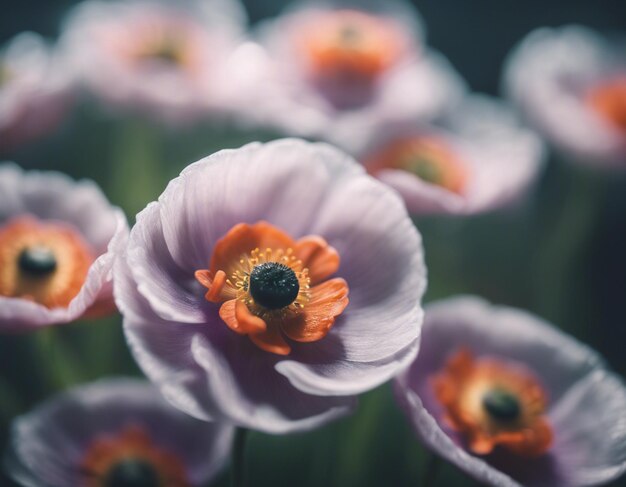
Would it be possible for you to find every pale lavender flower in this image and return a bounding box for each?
[5,378,233,487]
[0,163,127,331]
[114,138,426,433]
[0,33,74,151]
[395,296,626,487]
[246,0,465,152]
[360,96,544,215]
[504,26,626,168]
[60,0,247,123]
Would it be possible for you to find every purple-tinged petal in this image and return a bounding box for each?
[503,25,626,168]
[5,378,234,487]
[0,163,128,331]
[117,139,425,432]
[395,296,626,487]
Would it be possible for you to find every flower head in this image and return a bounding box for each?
[248,0,465,152]
[61,0,246,123]
[360,96,544,215]
[504,26,626,168]
[395,296,626,486]
[115,138,426,433]
[194,221,348,356]
[0,163,127,331]
[0,32,74,151]
[5,378,233,487]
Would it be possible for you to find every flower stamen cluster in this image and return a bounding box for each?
[432,347,553,457]
[195,221,348,356]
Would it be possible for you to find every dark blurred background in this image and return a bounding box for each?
[2,1,626,486]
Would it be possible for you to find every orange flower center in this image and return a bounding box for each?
[432,348,553,457]
[366,137,468,194]
[136,33,188,66]
[586,77,626,134]
[195,221,349,356]
[297,10,404,81]
[103,16,203,74]
[0,216,94,308]
[80,424,189,487]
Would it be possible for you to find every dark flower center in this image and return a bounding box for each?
[482,388,521,422]
[339,24,362,45]
[405,155,442,185]
[104,458,160,487]
[249,262,300,310]
[18,246,57,276]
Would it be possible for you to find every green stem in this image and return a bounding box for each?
[109,118,164,218]
[532,161,605,334]
[231,428,249,487]
[421,452,441,487]
[34,327,82,391]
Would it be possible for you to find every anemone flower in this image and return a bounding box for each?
[0,32,74,151]
[114,138,426,433]
[0,163,127,331]
[249,0,465,152]
[395,296,626,487]
[359,96,544,215]
[60,0,246,124]
[5,378,233,487]
[504,26,626,168]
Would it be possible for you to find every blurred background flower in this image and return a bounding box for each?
[358,95,544,215]
[0,32,74,151]
[395,297,626,487]
[504,25,626,168]
[60,0,247,125]
[0,163,126,331]
[249,0,465,152]
[5,378,233,486]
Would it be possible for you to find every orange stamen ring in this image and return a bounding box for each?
[80,425,189,487]
[297,10,405,81]
[0,216,94,309]
[195,222,349,355]
[586,77,626,134]
[432,348,553,457]
[366,136,468,194]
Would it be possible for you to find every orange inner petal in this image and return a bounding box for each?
[281,278,349,342]
[432,348,552,457]
[208,221,297,278]
[294,236,340,284]
[0,216,95,309]
[249,323,292,356]
[81,424,189,487]
[586,77,626,134]
[298,10,405,80]
[366,136,468,194]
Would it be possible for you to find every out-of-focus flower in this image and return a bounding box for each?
[5,378,233,487]
[248,0,465,152]
[359,96,544,215]
[0,33,74,151]
[0,163,127,331]
[395,296,626,487]
[504,26,626,168]
[60,0,246,123]
[115,139,426,433]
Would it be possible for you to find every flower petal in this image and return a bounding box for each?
[6,378,234,487]
[218,299,267,336]
[394,296,626,487]
[281,278,348,342]
[249,324,291,356]
[294,235,340,284]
